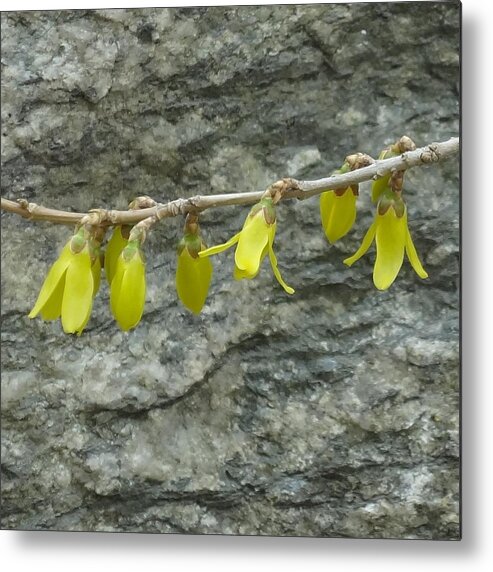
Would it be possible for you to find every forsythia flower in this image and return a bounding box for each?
[320,185,358,243]
[343,193,428,290]
[29,230,99,334]
[110,241,146,331]
[105,225,129,284]
[199,197,294,294]
[176,233,213,315]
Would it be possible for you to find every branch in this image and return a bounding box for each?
[294,136,459,198]
[1,137,459,226]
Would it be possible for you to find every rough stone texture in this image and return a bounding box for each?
[1,3,460,539]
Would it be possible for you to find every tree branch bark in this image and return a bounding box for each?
[1,137,459,227]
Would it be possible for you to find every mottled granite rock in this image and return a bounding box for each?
[1,3,460,538]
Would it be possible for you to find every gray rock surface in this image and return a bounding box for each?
[1,4,460,538]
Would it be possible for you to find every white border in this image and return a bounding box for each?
[0,0,444,10]
[2,1,493,571]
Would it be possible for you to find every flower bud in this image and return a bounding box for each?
[110,241,146,331]
[320,186,357,243]
[176,228,213,315]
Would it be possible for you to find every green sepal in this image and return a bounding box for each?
[338,162,351,175]
[392,197,406,218]
[259,198,276,225]
[122,240,143,263]
[182,233,203,259]
[70,228,87,254]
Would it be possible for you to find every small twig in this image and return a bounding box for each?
[1,198,84,224]
[0,137,459,227]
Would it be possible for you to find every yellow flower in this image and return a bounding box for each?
[105,225,129,284]
[199,198,294,294]
[176,234,213,315]
[29,231,97,334]
[343,194,428,290]
[110,241,146,331]
[320,185,358,243]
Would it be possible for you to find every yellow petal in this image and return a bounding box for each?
[29,242,73,319]
[110,257,125,320]
[61,247,94,334]
[405,226,428,280]
[324,189,357,243]
[373,209,407,290]
[233,265,252,280]
[235,212,269,275]
[343,221,377,267]
[75,302,93,336]
[111,251,146,331]
[105,226,128,284]
[39,273,66,321]
[199,232,241,258]
[92,256,102,297]
[176,248,213,314]
[233,245,268,281]
[320,191,335,234]
[267,224,294,294]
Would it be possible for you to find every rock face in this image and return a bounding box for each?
[1,4,460,538]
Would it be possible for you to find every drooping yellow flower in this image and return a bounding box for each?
[320,185,358,243]
[29,230,97,334]
[343,194,428,290]
[105,225,129,284]
[110,241,146,331]
[176,233,213,315]
[199,198,294,294]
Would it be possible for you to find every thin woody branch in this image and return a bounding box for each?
[1,137,459,227]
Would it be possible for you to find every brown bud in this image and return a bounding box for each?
[396,136,416,153]
[345,153,374,171]
[390,170,405,194]
[333,186,349,197]
[128,196,157,210]
[90,225,106,244]
[184,212,200,235]
[264,178,299,204]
